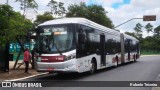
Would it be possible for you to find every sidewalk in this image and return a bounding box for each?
[0,61,47,81]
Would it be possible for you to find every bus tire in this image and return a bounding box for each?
[89,59,96,74]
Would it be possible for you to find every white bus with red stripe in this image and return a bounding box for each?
[34,18,140,74]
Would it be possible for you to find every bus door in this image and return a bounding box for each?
[100,34,106,66]
[127,40,130,61]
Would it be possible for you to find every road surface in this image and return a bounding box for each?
[3,56,160,90]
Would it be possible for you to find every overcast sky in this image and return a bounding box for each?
[1,0,160,37]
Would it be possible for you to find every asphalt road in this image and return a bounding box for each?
[2,56,160,90]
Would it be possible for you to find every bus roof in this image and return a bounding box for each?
[39,17,120,35]
[39,18,138,41]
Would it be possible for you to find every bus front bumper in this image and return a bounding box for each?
[35,59,78,73]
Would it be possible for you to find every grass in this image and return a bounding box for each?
[141,50,160,55]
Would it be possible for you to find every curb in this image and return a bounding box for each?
[4,72,49,81]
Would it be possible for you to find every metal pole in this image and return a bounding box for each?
[6,0,9,72]
[6,0,8,5]
[114,18,143,29]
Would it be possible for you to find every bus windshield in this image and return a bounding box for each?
[35,25,74,54]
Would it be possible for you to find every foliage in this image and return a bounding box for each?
[47,0,66,17]
[125,32,137,39]
[145,23,153,35]
[66,2,114,28]
[134,23,143,40]
[131,23,160,53]
[0,5,33,45]
[34,12,54,26]
[57,2,66,17]
[153,25,160,51]
[15,0,38,16]
[141,36,160,52]
[141,36,155,51]
[154,25,160,36]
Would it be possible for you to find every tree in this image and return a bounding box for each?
[47,0,66,18]
[0,5,33,45]
[154,25,160,36]
[57,2,66,17]
[141,36,155,51]
[140,25,160,53]
[47,0,58,16]
[34,12,54,26]
[0,5,14,44]
[66,2,114,28]
[125,32,137,39]
[145,23,153,36]
[134,23,143,40]
[15,0,38,17]
[153,25,160,52]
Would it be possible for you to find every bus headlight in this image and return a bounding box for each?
[65,54,76,61]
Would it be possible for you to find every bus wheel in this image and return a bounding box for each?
[89,60,96,74]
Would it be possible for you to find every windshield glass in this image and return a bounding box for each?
[35,24,74,54]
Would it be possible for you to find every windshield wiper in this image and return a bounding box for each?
[54,42,63,55]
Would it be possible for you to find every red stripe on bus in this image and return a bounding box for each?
[112,56,122,63]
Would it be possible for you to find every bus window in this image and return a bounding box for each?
[78,28,86,50]
[77,25,95,57]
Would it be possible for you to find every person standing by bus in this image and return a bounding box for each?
[24,48,31,73]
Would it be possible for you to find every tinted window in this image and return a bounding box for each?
[35,24,75,54]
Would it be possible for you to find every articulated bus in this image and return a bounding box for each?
[34,18,140,74]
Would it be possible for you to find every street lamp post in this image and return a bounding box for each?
[114,18,143,29]
[6,0,9,5]
[114,15,156,29]
[5,0,9,72]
